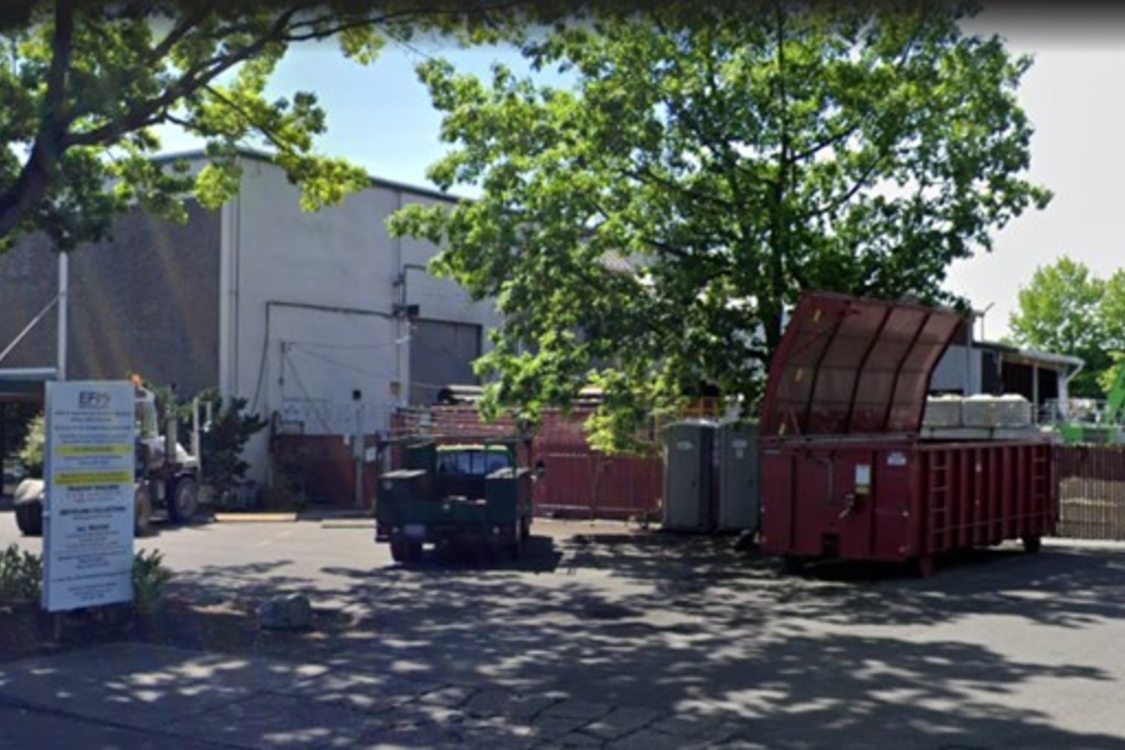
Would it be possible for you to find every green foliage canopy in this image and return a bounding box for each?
[0,0,523,252]
[16,413,44,477]
[1009,257,1125,398]
[389,2,1050,449]
[195,392,268,498]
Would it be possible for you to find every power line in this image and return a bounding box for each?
[286,344,399,381]
[281,349,335,433]
[283,339,403,352]
[390,36,440,64]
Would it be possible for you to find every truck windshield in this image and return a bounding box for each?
[436,449,512,475]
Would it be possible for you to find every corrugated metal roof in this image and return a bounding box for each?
[150,147,469,205]
[1004,348,1085,369]
[0,368,56,381]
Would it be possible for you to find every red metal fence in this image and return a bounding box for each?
[271,434,379,509]
[389,405,663,520]
[1057,444,1125,540]
[529,413,662,520]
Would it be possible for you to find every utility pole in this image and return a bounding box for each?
[978,302,995,342]
[352,389,364,509]
[57,251,68,381]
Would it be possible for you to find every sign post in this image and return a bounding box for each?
[42,381,136,613]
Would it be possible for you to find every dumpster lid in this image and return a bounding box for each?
[760,292,965,437]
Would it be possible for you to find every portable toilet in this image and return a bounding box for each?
[662,421,717,531]
[716,421,760,533]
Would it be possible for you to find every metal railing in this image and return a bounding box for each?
[1041,398,1125,428]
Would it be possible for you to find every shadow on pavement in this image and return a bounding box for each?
[395,534,564,574]
[5,530,1125,748]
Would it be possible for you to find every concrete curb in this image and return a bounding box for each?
[213,512,297,523]
[320,519,375,529]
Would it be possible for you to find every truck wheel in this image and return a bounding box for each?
[781,556,806,574]
[168,477,199,524]
[390,538,422,564]
[506,522,524,560]
[14,502,42,537]
[1022,535,1042,554]
[135,484,152,537]
[914,555,935,578]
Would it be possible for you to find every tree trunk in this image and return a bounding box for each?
[0,0,74,244]
[764,1,788,363]
[0,145,58,241]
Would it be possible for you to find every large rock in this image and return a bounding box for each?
[257,594,313,631]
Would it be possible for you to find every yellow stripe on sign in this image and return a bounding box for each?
[55,445,132,457]
[53,471,133,486]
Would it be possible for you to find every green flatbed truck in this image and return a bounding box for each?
[375,440,537,564]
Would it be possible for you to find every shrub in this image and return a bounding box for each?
[132,549,173,615]
[0,545,173,616]
[16,414,45,479]
[0,544,42,603]
[197,392,268,500]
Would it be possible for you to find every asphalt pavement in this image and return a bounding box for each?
[3,510,1125,748]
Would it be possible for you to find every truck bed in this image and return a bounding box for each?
[375,468,530,538]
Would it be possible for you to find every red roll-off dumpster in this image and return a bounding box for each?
[758,292,1057,571]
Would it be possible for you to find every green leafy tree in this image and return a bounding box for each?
[195,392,268,500]
[1099,353,1125,402]
[16,413,44,477]
[0,0,526,253]
[389,2,1051,449]
[1009,257,1110,398]
[1095,269,1125,396]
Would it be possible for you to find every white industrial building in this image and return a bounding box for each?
[206,150,500,479]
[0,149,501,483]
[1,151,1087,490]
[931,339,1084,421]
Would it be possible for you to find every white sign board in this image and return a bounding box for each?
[42,381,136,612]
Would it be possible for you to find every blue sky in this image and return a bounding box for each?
[154,37,556,196]
[155,14,1125,340]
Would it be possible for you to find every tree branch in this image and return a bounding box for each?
[626,166,736,210]
[0,0,539,244]
[279,0,534,42]
[640,236,692,261]
[147,4,215,65]
[764,0,788,355]
[0,0,75,239]
[69,0,514,148]
[790,121,861,163]
[790,19,922,166]
[162,112,196,130]
[799,156,884,222]
[67,5,308,148]
[201,83,293,153]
